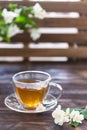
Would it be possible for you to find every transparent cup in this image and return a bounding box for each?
[12,71,63,110]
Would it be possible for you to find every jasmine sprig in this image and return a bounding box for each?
[70,108,87,127]
[0,3,46,42]
[52,105,87,128]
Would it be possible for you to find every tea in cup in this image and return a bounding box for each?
[12,71,63,110]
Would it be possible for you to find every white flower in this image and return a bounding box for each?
[64,108,70,122]
[52,105,70,126]
[7,24,23,38]
[53,110,65,125]
[2,9,18,24]
[57,105,61,110]
[52,105,66,126]
[33,3,46,19]
[14,8,22,16]
[70,110,84,123]
[52,105,85,127]
[36,104,46,112]
[30,28,41,41]
[65,108,70,116]
[85,105,87,109]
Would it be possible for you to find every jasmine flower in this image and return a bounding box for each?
[7,24,23,38]
[70,110,84,123]
[33,3,46,19]
[2,9,18,24]
[30,28,41,41]
[36,104,46,112]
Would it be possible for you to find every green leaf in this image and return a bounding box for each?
[0,9,2,17]
[74,108,82,112]
[15,15,26,23]
[15,15,37,29]
[26,18,37,28]
[81,109,87,119]
[15,15,27,29]
[8,4,17,11]
[4,36,10,42]
[20,6,33,15]
[70,121,79,127]
[0,20,5,26]
[63,108,82,113]
[26,7,34,14]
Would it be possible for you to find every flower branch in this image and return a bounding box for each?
[52,105,87,128]
[0,3,46,42]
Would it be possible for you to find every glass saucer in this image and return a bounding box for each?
[4,93,57,113]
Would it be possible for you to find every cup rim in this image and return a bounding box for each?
[12,70,51,85]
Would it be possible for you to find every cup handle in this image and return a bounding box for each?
[49,82,63,100]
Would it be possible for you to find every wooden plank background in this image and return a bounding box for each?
[0,1,87,61]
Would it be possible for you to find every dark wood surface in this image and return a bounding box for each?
[0,61,87,130]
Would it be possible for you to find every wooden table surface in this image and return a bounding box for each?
[0,62,87,130]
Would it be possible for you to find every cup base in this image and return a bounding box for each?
[4,93,57,113]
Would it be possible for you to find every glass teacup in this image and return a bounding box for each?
[12,71,63,110]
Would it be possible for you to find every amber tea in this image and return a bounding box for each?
[12,71,63,111]
[15,79,48,109]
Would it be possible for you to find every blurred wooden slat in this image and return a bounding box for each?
[0,1,87,13]
[36,18,87,29]
[0,47,87,58]
[0,1,87,60]
[11,33,87,43]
